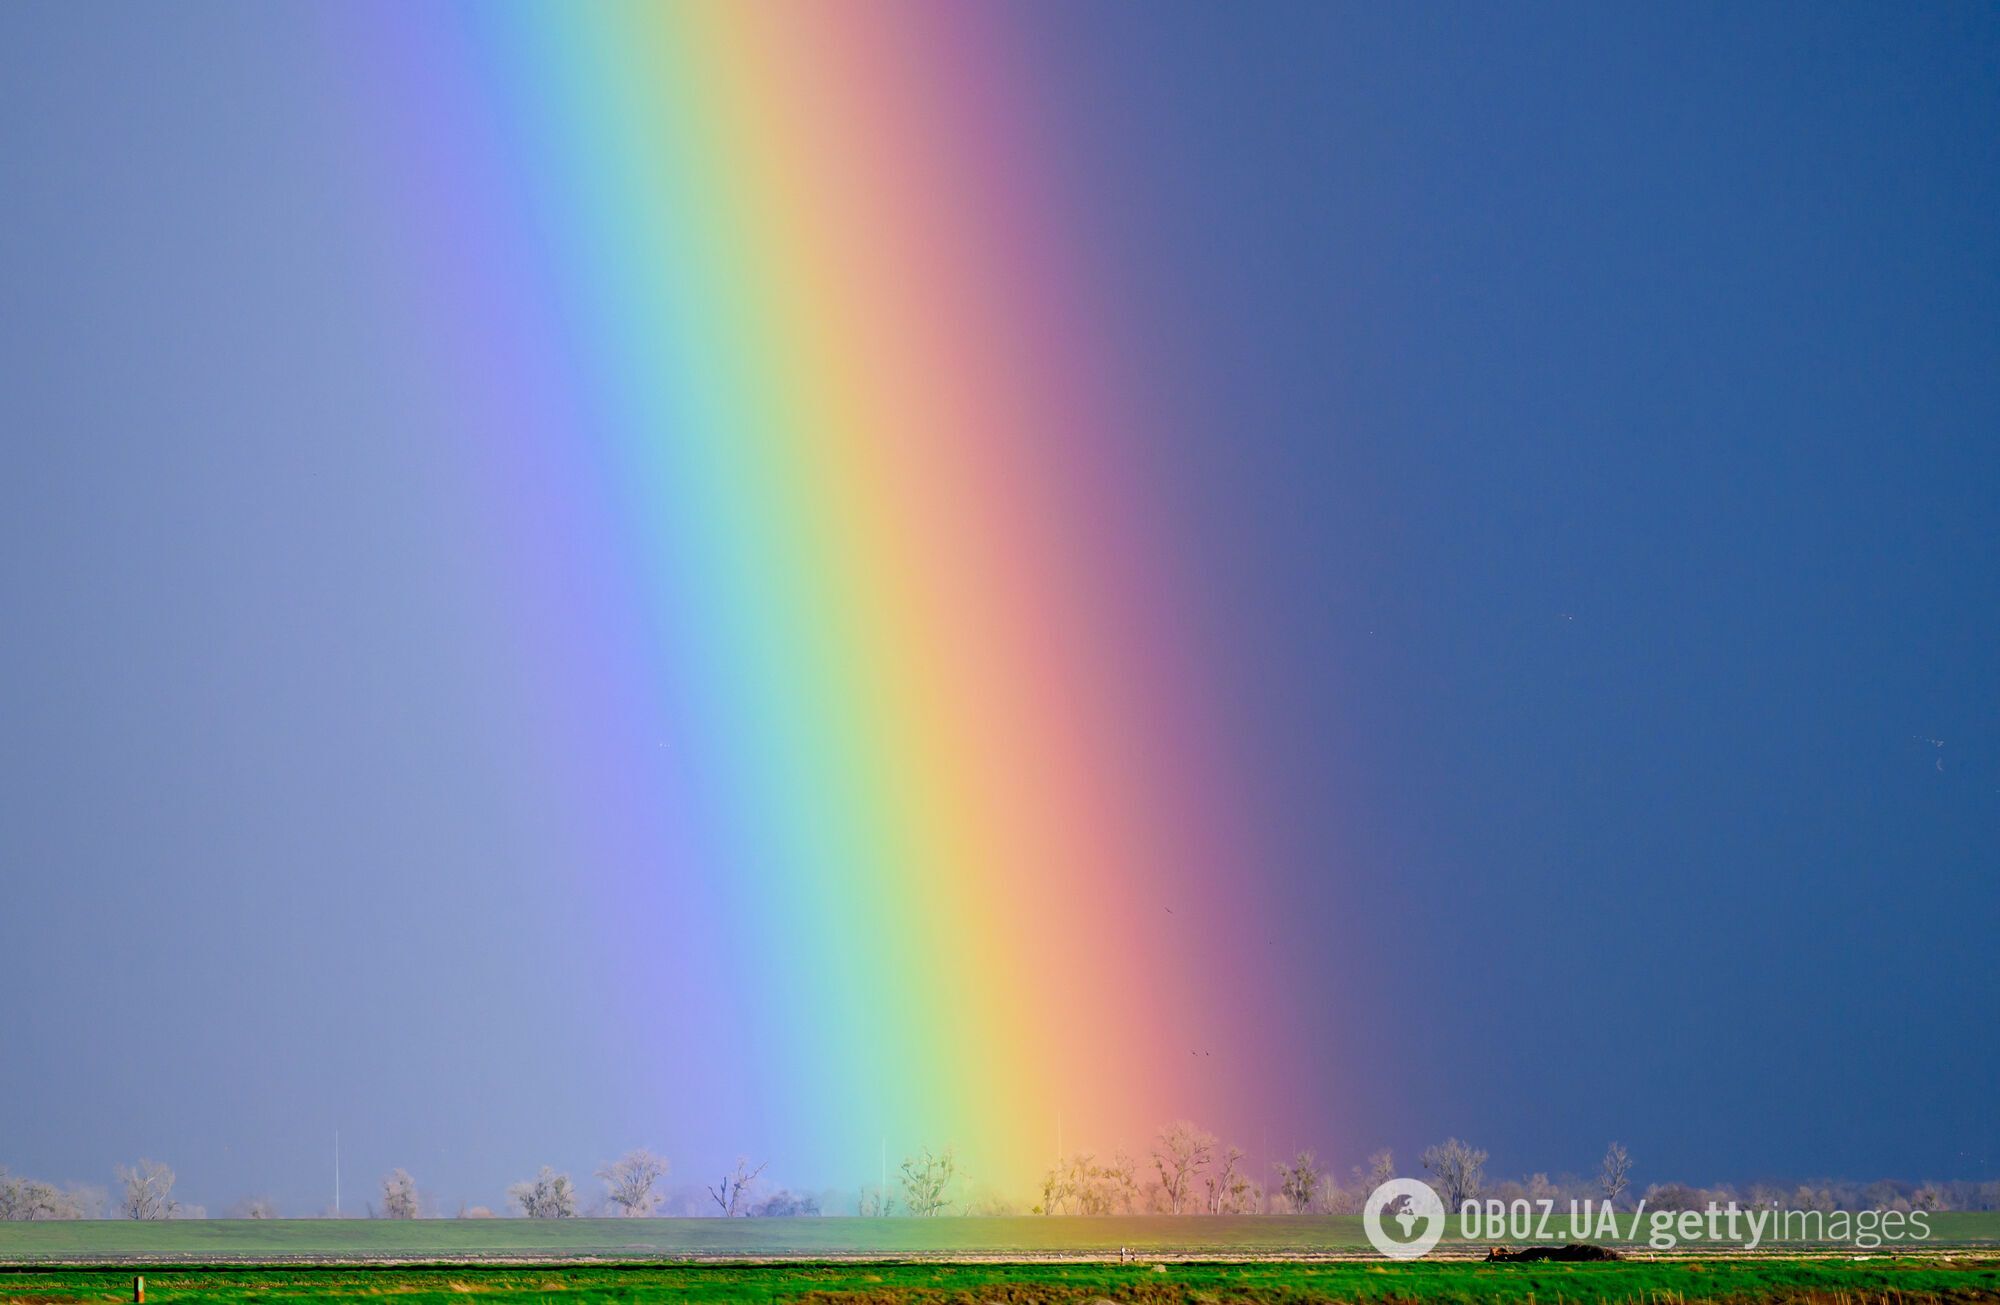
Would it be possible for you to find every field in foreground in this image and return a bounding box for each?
[4,1259,2000,1304]
[3,1215,1997,1263]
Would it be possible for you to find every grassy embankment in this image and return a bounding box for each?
[3,1258,2000,1304]
[1,1213,1995,1262]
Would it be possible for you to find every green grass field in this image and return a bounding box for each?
[4,1259,2000,1304]
[6,1218,1998,1304]
[3,1214,1997,1264]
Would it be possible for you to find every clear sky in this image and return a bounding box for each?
[3,2,1996,1216]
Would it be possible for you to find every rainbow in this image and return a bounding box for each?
[337,1,1283,1195]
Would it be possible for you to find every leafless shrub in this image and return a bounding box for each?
[708,1157,766,1217]
[508,1166,577,1218]
[0,1168,92,1221]
[963,1189,1017,1216]
[381,1169,419,1219]
[751,1189,819,1216]
[1646,1182,1710,1212]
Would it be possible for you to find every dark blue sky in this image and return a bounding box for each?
[3,2,1996,1214]
[1029,0,2000,1187]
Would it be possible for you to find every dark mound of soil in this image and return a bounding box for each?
[1486,1243,1624,1262]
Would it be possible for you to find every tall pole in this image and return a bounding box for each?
[334,1130,341,1218]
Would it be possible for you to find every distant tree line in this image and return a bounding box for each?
[4,1140,1994,1219]
[1026,1128,2000,1218]
[1035,1122,1393,1215]
[0,1166,101,1221]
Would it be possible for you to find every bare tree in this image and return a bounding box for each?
[1598,1142,1633,1206]
[1,1170,46,1222]
[1419,1139,1487,1210]
[231,1196,279,1220]
[508,1166,578,1218]
[1361,1149,1396,1191]
[1105,1151,1142,1214]
[1316,1175,1353,1214]
[858,1184,895,1217]
[381,1169,419,1220]
[597,1149,668,1218]
[898,1146,958,1217]
[1042,1150,1142,1216]
[1203,1145,1252,1213]
[1036,1160,1070,1215]
[1275,1150,1320,1214]
[1042,1151,1147,1215]
[1078,1154,1115,1216]
[116,1160,178,1221]
[708,1157,766,1217]
[1150,1120,1215,1215]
